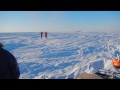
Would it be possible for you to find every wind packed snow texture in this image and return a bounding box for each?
[0,32,120,79]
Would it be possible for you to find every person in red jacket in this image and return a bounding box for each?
[44,31,47,39]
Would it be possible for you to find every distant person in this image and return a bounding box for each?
[41,32,43,39]
[44,31,47,39]
[0,43,20,79]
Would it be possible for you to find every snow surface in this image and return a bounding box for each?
[0,32,120,79]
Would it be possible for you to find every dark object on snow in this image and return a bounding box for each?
[95,68,120,79]
[95,72,111,79]
[0,45,20,79]
[68,78,74,79]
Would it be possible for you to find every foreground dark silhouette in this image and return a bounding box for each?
[0,43,20,79]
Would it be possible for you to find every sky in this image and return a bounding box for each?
[0,11,120,32]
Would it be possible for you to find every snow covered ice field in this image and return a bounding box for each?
[1,32,120,79]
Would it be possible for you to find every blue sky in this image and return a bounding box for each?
[0,11,120,32]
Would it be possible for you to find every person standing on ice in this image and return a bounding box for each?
[41,32,43,39]
[0,43,20,79]
[44,31,47,39]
